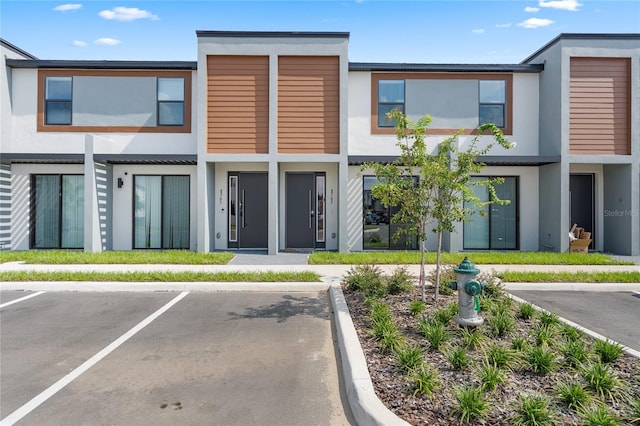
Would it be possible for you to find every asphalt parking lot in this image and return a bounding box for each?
[509,290,640,352]
[0,290,354,426]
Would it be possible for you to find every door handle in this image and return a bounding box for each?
[308,190,313,229]
[242,190,246,228]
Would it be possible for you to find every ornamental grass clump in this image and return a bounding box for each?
[594,339,624,364]
[460,326,486,350]
[419,320,450,351]
[451,385,489,424]
[485,344,516,369]
[478,362,506,392]
[519,302,537,320]
[511,394,559,426]
[533,323,558,347]
[555,381,591,411]
[579,404,622,426]
[581,362,624,402]
[562,339,590,368]
[344,264,386,297]
[526,346,558,375]
[411,363,440,398]
[488,310,515,338]
[446,346,472,371]
[409,299,426,317]
[395,344,424,372]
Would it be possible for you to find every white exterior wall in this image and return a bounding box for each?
[6,69,197,156]
[111,164,198,251]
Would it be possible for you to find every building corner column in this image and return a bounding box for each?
[84,134,102,252]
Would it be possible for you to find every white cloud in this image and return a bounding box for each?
[496,23,512,28]
[54,4,82,12]
[517,18,554,28]
[524,6,540,12]
[72,40,87,47]
[98,7,159,21]
[472,28,485,34]
[94,38,121,46]
[538,0,582,11]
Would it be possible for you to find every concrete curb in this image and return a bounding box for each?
[329,284,410,426]
[508,294,640,359]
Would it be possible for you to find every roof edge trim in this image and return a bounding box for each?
[196,30,349,38]
[5,59,197,70]
[0,38,38,60]
[349,63,543,73]
[521,33,640,64]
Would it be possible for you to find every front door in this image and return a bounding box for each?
[228,172,268,249]
[286,173,326,250]
[569,174,595,249]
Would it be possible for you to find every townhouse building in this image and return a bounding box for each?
[1,32,638,255]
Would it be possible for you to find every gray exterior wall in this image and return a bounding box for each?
[406,79,478,129]
[73,76,157,127]
[603,164,633,255]
[538,163,564,252]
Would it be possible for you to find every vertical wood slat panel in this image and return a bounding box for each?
[569,57,630,155]
[278,56,340,154]
[207,56,269,153]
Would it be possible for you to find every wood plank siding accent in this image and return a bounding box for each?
[278,56,340,154]
[570,57,631,155]
[207,56,269,153]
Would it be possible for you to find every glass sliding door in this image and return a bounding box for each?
[61,175,84,248]
[463,176,518,250]
[32,174,84,249]
[134,175,189,249]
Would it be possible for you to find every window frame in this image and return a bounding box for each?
[44,76,73,125]
[132,174,191,250]
[30,173,84,249]
[478,80,506,128]
[377,79,405,128]
[157,77,185,126]
[463,176,519,250]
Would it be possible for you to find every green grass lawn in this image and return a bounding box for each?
[309,251,633,265]
[498,271,640,283]
[0,250,234,265]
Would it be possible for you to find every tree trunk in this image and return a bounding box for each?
[420,239,426,302]
[435,230,443,300]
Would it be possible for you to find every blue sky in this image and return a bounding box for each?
[1,0,639,63]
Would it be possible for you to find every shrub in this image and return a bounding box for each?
[461,326,486,350]
[519,303,537,320]
[426,264,456,296]
[419,320,450,351]
[452,386,489,424]
[478,271,505,300]
[409,300,426,317]
[344,264,386,297]
[581,362,624,402]
[446,346,471,371]
[579,404,622,426]
[478,362,505,392]
[533,323,558,347]
[395,344,423,372]
[556,381,591,410]
[511,394,559,426]
[526,346,558,375]
[386,266,414,294]
[411,363,440,398]
[484,344,516,369]
[594,339,624,364]
[488,310,515,338]
[562,340,590,368]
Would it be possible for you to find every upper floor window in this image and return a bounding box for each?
[45,76,72,125]
[378,80,404,127]
[157,77,184,126]
[479,80,505,128]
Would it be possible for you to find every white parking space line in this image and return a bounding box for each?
[0,291,46,310]
[0,291,189,426]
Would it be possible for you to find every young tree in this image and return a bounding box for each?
[364,110,514,300]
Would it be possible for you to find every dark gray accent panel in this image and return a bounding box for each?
[603,164,632,255]
[569,174,594,249]
[238,173,268,249]
[286,173,315,249]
